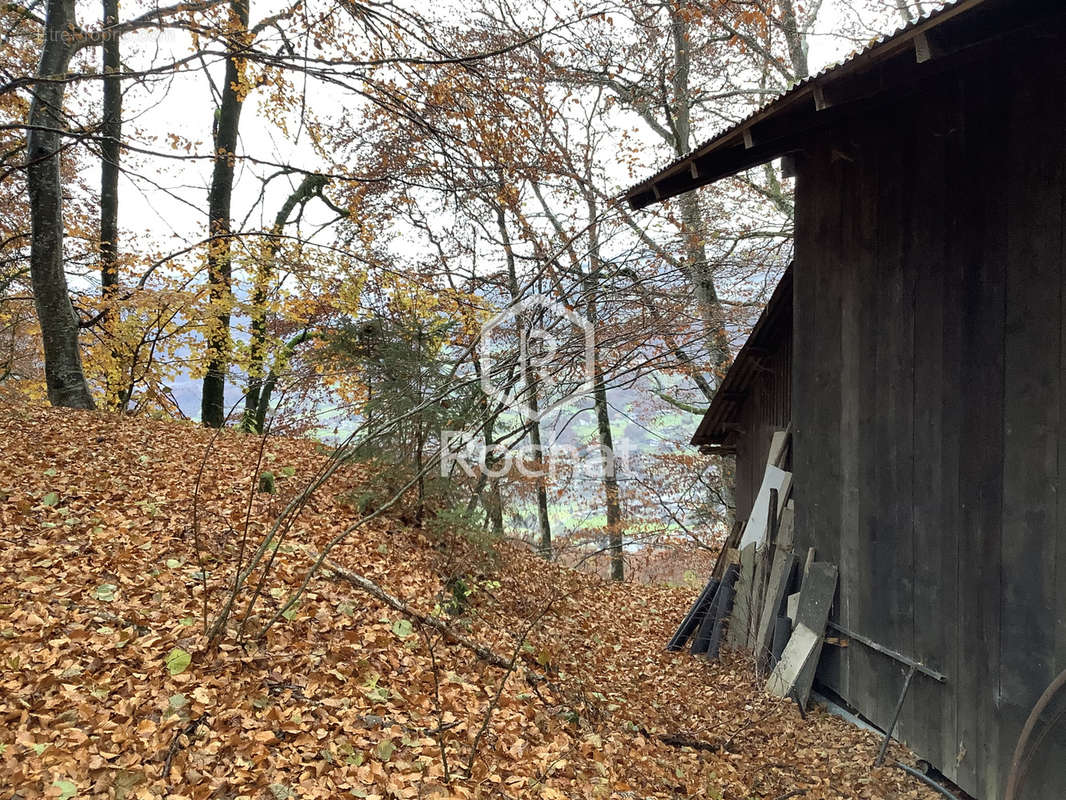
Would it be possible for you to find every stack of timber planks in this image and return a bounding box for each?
[666,427,841,710]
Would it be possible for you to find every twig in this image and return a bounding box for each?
[162,712,209,782]
[464,598,557,778]
[637,725,721,753]
[893,762,961,800]
[418,623,452,783]
[656,732,722,752]
[424,720,461,735]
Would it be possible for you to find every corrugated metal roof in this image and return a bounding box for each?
[623,0,1033,208]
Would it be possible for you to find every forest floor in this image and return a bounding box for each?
[0,405,939,800]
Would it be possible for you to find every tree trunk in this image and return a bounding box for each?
[488,479,504,537]
[201,0,249,427]
[414,323,425,525]
[252,328,310,433]
[497,206,551,559]
[893,0,915,25]
[778,0,810,81]
[527,383,552,559]
[678,191,731,375]
[584,206,623,581]
[100,0,122,409]
[590,359,623,580]
[467,353,507,536]
[669,6,732,376]
[241,174,325,432]
[27,0,96,409]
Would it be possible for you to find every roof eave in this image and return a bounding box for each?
[691,265,793,447]
[623,0,1057,210]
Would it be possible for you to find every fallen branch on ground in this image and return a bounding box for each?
[658,732,722,752]
[315,551,552,689]
[638,725,721,753]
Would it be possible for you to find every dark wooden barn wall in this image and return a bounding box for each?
[791,30,1066,800]
[733,335,793,524]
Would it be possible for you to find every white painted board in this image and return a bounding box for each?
[739,465,791,549]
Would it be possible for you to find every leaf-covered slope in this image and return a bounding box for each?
[0,405,937,799]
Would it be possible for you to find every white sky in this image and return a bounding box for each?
[99,0,920,261]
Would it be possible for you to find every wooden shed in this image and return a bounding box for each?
[626,1,1066,798]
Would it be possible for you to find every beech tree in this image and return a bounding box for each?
[21,0,220,409]
[201,0,250,428]
[26,0,95,408]
[3,0,930,576]
[99,0,121,408]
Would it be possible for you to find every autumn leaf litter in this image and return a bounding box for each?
[0,405,938,799]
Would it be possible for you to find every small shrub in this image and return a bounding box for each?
[426,506,499,565]
[259,471,276,494]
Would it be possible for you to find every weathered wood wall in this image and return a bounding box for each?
[733,333,792,523]
[792,27,1066,800]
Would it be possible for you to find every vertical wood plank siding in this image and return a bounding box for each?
[734,335,792,523]
[790,29,1066,800]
